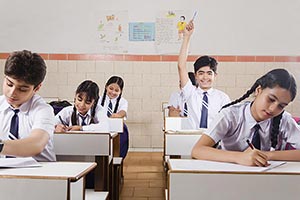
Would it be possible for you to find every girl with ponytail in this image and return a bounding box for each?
[100,76,129,158]
[192,68,300,166]
[54,80,109,132]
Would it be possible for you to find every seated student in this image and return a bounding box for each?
[54,80,109,132]
[99,76,129,158]
[0,50,56,161]
[192,68,300,166]
[178,20,230,129]
[168,72,196,117]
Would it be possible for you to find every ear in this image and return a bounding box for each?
[254,85,262,96]
[33,83,42,93]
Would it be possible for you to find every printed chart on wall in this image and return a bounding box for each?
[155,10,193,54]
[96,11,129,53]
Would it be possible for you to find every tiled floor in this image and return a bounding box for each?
[120,151,166,200]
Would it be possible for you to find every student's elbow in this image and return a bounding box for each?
[30,129,49,155]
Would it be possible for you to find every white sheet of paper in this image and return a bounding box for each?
[0,157,41,168]
[170,159,286,172]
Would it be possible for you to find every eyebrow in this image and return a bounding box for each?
[270,94,289,106]
[6,77,31,88]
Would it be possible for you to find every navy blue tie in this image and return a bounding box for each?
[80,115,87,126]
[183,102,188,117]
[9,109,19,140]
[200,92,208,128]
[252,124,261,150]
[107,100,113,117]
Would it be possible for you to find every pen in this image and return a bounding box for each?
[246,139,254,150]
[59,115,68,127]
[192,11,198,21]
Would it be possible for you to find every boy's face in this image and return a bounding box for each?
[74,93,95,116]
[195,66,216,90]
[106,83,121,99]
[3,76,41,108]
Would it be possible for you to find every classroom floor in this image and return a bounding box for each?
[120,151,166,200]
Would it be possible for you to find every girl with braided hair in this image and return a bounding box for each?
[100,76,129,158]
[192,68,300,166]
[54,80,109,132]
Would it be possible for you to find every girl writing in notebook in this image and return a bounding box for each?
[192,68,300,167]
[100,76,129,158]
[54,80,109,132]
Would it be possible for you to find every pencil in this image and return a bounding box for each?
[59,115,68,127]
[246,139,254,150]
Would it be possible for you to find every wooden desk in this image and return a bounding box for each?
[0,161,96,200]
[167,159,300,200]
[54,131,118,192]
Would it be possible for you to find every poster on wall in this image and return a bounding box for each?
[96,11,129,53]
[129,22,155,41]
[155,10,193,54]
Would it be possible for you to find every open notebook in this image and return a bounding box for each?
[170,159,286,172]
[0,157,41,168]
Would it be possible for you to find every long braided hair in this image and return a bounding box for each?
[71,80,100,125]
[222,68,297,148]
[101,76,124,113]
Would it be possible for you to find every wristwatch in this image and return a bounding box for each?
[0,139,4,153]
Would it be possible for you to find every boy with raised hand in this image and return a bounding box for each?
[178,20,230,129]
[0,50,56,161]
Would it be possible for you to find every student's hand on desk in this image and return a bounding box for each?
[168,106,181,117]
[69,125,82,131]
[55,124,70,132]
[238,147,269,167]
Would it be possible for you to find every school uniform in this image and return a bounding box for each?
[55,105,109,131]
[182,80,231,129]
[168,90,186,117]
[99,95,129,158]
[206,101,300,151]
[0,94,56,161]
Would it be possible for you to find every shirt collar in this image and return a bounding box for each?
[197,87,213,95]
[0,96,31,114]
[245,101,270,130]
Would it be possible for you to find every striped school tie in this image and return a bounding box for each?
[199,92,208,128]
[79,115,87,126]
[183,102,188,117]
[9,109,20,140]
[107,100,113,117]
[251,124,261,150]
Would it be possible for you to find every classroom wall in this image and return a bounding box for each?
[1,56,299,149]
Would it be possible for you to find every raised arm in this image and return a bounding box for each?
[178,20,194,88]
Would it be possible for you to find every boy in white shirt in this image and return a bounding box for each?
[0,50,56,161]
[178,20,230,129]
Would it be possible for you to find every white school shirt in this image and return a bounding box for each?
[182,80,230,129]
[55,105,109,131]
[0,94,56,161]
[168,90,186,117]
[206,101,300,151]
[99,95,128,118]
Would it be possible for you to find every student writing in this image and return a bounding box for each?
[178,20,230,129]
[99,76,129,158]
[54,80,109,132]
[0,50,56,161]
[192,68,300,166]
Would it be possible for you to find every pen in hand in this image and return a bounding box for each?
[59,116,68,127]
[246,139,254,150]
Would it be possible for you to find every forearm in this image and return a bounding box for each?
[265,150,300,161]
[178,35,191,87]
[192,145,242,164]
[1,129,49,157]
[111,110,126,118]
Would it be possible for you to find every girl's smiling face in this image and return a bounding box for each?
[251,85,292,122]
[106,83,121,99]
[74,93,95,115]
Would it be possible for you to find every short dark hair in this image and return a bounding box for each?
[194,55,218,74]
[4,50,46,87]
